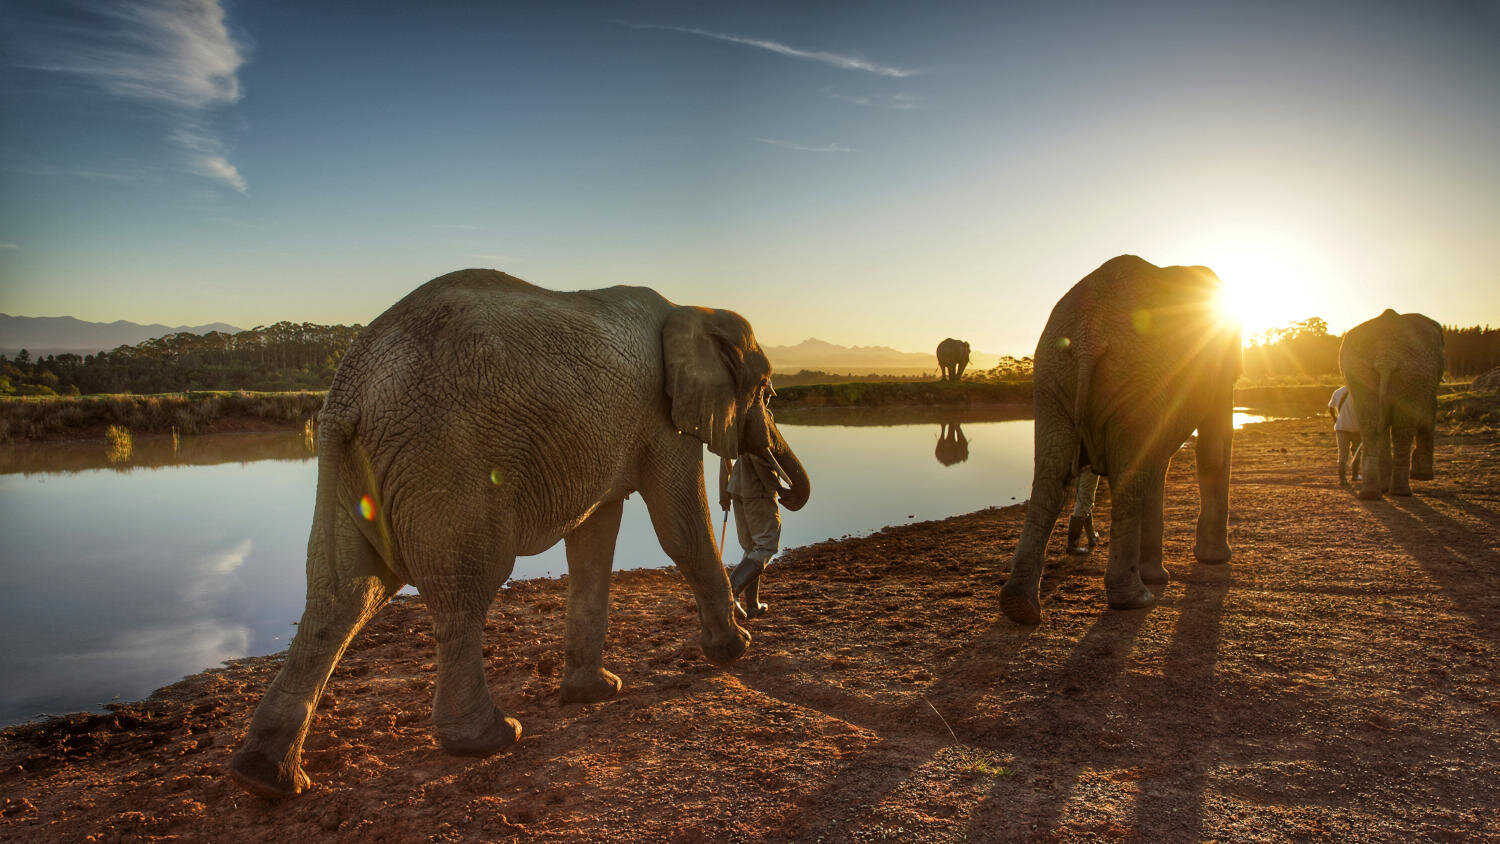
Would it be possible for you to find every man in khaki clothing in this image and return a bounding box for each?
[719,453,784,618]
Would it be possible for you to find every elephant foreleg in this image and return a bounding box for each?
[1105,470,1156,611]
[229,511,401,798]
[561,498,625,703]
[641,452,750,664]
[1139,467,1169,585]
[1194,405,1233,563]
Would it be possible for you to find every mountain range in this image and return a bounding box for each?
[1,314,1004,373]
[0,314,245,358]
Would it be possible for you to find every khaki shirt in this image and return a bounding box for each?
[725,454,780,500]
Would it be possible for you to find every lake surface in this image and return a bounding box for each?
[0,406,1296,725]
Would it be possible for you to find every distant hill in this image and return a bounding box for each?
[0,314,244,358]
[764,338,1002,376]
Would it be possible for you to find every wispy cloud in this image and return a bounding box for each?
[0,243,19,251]
[618,22,920,78]
[11,0,250,192]
[824,88,921,110]
[753,138,858,153]
[434,224,481,231]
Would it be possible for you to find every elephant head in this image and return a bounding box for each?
[663,306,810,510]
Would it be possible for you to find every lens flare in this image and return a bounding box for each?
[490,468,504,485]
[358,495,377,521]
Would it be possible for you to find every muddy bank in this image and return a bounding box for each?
[2,415,1498,841]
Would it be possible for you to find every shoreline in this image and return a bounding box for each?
[0,382,1345,444]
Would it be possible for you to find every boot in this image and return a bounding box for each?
[730,558,767,618]
[1066,515,1090,555]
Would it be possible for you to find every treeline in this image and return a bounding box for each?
[3,318,1497,397]
[1244,319,1499,383]
[1,322,362,395]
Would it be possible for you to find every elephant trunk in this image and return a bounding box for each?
[762,426,811,512]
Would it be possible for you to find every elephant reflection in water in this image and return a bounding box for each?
[935,422,969,466]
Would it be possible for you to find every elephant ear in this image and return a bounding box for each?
[662,306,767,459]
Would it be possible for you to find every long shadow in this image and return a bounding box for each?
[963,604,1156,835]
[735,554,1107,838]
[1362,496,1500,648]
[1125,563,1230,839]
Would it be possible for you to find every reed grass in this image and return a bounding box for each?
[0,391,327,444]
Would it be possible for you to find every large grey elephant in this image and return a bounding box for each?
[1339,309,1444,500]
[936,338,970,381]
[999,256,1241,624]
[229,270,810,798]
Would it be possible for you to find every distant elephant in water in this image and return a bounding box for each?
[935,421,969,465]
[1339,309,1444,499]
[230,270,811,798]
[937,338,970,381]
[1000,256,1241,624]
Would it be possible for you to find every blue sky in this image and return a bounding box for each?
[2,1,1497,354]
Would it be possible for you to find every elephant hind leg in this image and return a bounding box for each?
[1410,423,1435,481]
[1389,423,1416,496]
[1001,430,1073,624]
[561,498,625,703]
[1139,467,1169,585]
[230,510,401,798]
[415,545,521,757]
[1105,470,1156,611]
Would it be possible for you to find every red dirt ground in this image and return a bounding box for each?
[2,415,1497,841]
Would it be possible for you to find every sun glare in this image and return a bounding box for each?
[1199,244,1328,343]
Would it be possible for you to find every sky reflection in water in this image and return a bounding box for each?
[0,407,1292,725]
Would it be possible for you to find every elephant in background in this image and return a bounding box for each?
[1339,309,1444,499]
[935,421,969,465]
[937,338,970,381]
[1000,255,1241,624]
[230,270,811,798]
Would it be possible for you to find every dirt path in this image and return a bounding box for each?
[3,416,1497,841]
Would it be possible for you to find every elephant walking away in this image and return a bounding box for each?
[229,270,811,797]
[1000,255,1242,624]
[1339,309,1444,499]
[937,338,970,381]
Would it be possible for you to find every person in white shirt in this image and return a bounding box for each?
[1328,385,1362,486]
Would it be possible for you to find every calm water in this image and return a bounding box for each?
[0,406,1293,725]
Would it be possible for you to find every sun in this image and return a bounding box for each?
[1198,242,1328,343]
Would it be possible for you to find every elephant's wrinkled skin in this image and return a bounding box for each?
[936,337,970,381]
[1000,256,1241,623]
[229,270,810,798]
[1339,309,1444,500]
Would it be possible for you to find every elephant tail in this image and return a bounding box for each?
[1374,358,1395,431]
[311,406,359,587]
[1074,351,1104,475]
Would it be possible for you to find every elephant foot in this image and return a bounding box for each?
[999,580,1041,625]
[227,750,312,799]
[1107,584,1156,611]
[437,706,523,757]
[1139,562,1170,585]
[1391,486,1413,497]
[1193,542,1231,564]
[742,599,768,619]
[561,668,622,704]
[700,623,751,665]
[1410,471,1434,481]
